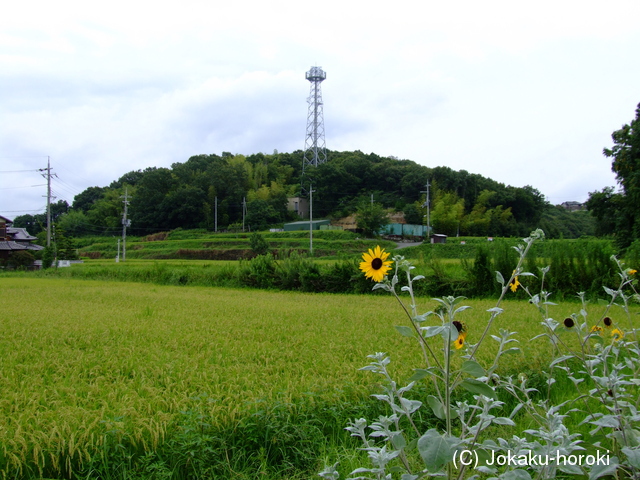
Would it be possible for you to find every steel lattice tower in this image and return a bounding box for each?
[302,66,327,173]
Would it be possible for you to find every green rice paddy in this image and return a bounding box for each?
[0,276,635,478]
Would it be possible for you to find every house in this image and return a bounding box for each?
[560,201,584,212]
[0,215,44,262]
[287,196,309,219]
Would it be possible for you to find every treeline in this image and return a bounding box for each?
[13,150,593,238]
[586,102,640,250]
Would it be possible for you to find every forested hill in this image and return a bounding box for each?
[15,150,594,238]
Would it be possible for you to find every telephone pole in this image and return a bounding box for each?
[121,188,131,261]
[242,197,247,232]
[421,181,431,242]
[38,157,56,247]
[309,185,315,254]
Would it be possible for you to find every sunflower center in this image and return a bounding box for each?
[371,258,383,270]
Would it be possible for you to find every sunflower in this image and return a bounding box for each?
[611,328,624,341]
[590,325,603,335]
[563,317,575,329]
[509,271,521,293]
[359,246,393,283]
[454,331,467,349]
[452,321,468,349]
[628,269,637,275]
[603,317,613,328]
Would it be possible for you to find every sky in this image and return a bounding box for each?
[1,0,639,219]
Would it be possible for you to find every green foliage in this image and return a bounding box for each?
[11,200,69,236]
[240,253,278,289]
[322,231,640,480]
[7,250,35,269]
[587,102,640,247]
[469,245,494,296]
[624,239,640,271]
[586,186,627,238]
[355,201,389,237]
[402,202,422,225]
[539,206,595,239]
[67,149,579,238]
[54,226,79,260]
[245,199,279,230]
[431,191,464,236]
[249,232,270,256]
[41,246,54,269]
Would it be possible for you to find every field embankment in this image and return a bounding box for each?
[23,234,639,300]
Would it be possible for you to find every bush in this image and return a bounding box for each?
[7,250,35,269]
[467,245,494,296]
[41,246,55,270]
[250,232,270,256]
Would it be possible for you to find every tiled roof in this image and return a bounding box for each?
[0,240,28,251]
[7,227,37,241]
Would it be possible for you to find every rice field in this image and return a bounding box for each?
[0,276,633,478]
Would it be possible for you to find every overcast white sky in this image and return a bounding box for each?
[1,0,639,219]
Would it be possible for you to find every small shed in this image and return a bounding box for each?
[431,234,447,244]
[283,219,331,232]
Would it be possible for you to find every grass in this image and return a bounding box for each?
[76,230,397,260]
[0,276,636,478]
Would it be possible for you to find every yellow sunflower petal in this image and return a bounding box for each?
[359,246,393,282]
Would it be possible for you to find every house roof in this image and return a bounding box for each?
[7,227,37,241]
[0,240,43,252]
[0,215,13,224]
[0,240,29,251]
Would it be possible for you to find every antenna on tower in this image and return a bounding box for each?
[302,66,327,174]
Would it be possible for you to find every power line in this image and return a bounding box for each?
[0,184,47,190]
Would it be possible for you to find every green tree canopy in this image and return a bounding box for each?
[356,201,389,237]
[603,102,640,244]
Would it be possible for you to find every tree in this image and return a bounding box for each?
[250,232,270,256]
[12,214,43,235]
[403,203,422,225]
[86,188,126,234]
[54,226,78,260]
[430,191,464,236]
[130,167,177,231]
[41,246,55,269]
[602,102,640,245]
[7,250,35,269]
[356,202,389,237]
[585,186,625,237]
[245,199,279,231]
[72,186,106,212]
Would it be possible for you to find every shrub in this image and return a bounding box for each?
[41,246,55,270]
[250,232,270,256]
[7,250,35,269]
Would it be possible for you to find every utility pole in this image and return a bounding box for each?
[242,197,246,232]
[214,196,218,232]
[421,181,431,243]
[309,185,315,254]
[121,188,131,261]
[38,157,56,247]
